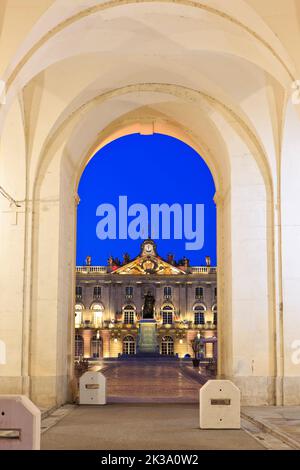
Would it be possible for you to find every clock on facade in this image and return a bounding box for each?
[141,239,157,257]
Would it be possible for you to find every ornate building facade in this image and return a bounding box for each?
[75,239,217,360]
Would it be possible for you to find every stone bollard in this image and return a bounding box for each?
[79,371,106,405]
[0,395,41,450]
[199,380,241,429]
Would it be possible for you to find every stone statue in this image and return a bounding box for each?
[85,255,91,266]
[143,291,155,319]
[123,252,131,265]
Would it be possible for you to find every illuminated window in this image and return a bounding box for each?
[75,304,84,328]
[161,305,173,324]
[91,303,104,328]
[161,336,174,355]
[123,305,135,324]
[194,304,206,325]
[123,335,135,355]
[91,335,102,358]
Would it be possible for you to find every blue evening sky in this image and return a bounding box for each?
[77,133,216,266]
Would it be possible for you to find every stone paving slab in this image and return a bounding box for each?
[242,406,300,450]
[103,362,201,403]
[40,359,295,450]
[241,418,293,450]
[41,404,265,450]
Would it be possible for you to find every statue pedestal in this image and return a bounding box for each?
[137,320,159,356]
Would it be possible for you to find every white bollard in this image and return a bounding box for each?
[0,395,41,450]
[199,380,241,429]
[79,371,106,405]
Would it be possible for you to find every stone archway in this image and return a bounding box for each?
[1,0,299,409]
[27,97,273,407]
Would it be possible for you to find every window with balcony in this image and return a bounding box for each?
[194,304,206,325]
[161,305,173,324]
[123,305,135,324]
[125,286,133,299]
[195,287,204,300]
[163,286,172,299]
[93,286,101,299]
[75,285,82,299]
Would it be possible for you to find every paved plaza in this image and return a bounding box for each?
[41,403,265,450]
[104,361,201,403]
[242,406,300,450]
[40,360,294,450]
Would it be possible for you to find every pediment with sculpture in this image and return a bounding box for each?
[112,239,187,275]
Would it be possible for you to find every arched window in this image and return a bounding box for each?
[123,305,135,324]
[90,335,102,358]
[212,304,217,325]
[75,334,84,357]
[75,304,84,328]
[91,303,104,328]
[123,335,135,355]
[161,305,174,325]
[161,336,174,356]
[194,304,206,325]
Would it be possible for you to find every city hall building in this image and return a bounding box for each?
[75,239,217,360]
